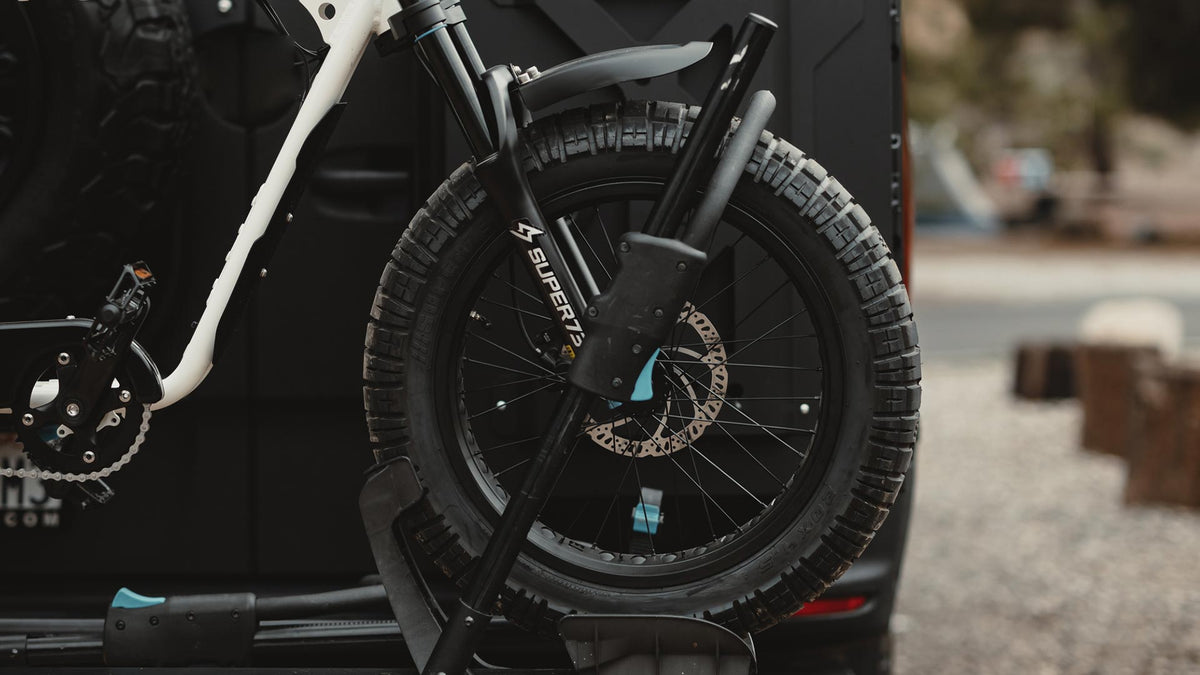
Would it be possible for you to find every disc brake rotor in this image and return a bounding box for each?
[585,302,728,458]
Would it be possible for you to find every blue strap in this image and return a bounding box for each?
[412,24,447,43]
[630,348,661,402]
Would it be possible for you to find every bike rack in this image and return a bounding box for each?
[0,459,755,675]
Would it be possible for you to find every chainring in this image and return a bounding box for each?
[6,349,152,481]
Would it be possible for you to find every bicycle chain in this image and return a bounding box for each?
[0,405,152,482]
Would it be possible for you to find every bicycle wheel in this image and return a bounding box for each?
[363,100,920,636]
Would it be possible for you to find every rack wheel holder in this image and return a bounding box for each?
[359,458,757,675]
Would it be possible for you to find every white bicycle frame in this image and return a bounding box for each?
[153,0,396,409]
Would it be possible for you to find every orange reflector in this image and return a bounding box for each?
[793,596,867,617]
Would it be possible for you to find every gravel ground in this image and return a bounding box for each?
[893,358,1200,675]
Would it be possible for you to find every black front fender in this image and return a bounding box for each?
[517,41,712,111]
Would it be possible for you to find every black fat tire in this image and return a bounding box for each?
[363,100,920,636]
[0,0,196,319]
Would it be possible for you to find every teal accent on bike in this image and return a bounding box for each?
[413,24,447,43]
[630,348,660,402]
[632,502,662,535]
[606,399,622,409]
[111,587,165,609]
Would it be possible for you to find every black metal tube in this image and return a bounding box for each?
[422,386,596,675]
[450,23,486,77]
[255,584,389,620]
[641,13,777,239]
[682,90,776,250]
[414,28,494,158]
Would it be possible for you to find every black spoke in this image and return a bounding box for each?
[475,434,544,455]
[659,358,821,372]
[625,416,661,555]
[468,381,561,420]
[464,357,548,379]
[593,448,638,545]
[477,294,552,322]
[468,332,557,376]
[568,214,613,282]
[732,279,791,331]
[722,309,809,363]
[666,379,788,489]
[668,367,811,457]
[591,206,620,269]
[462,374,562,394]
[490,270,545,306]
[668,333,816,350]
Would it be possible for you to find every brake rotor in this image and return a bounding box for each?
[585,302,728,458]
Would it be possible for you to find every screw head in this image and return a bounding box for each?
[231,609,240,619]
[149,616,159,626]
[676,261,688,272]
[464,616,475,626]
[65,402,81,418]
[118,390,132,403]
[799,403,811,414]
[115,620,126,630]
[21,413,34,427]
[187,611,196,622]
[653,308,665,318]
[587,306,599,317]
[632,344,643,354]
[619,241,631,253]
[611,378,623,388]
[56,352,71,366]
[217,0,232,13]
[83,450,96,464]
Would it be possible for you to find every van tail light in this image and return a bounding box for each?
[792,596,867,617]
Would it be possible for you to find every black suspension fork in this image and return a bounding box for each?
[392,0,589,354]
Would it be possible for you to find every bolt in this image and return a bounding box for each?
[587,306,599,317]
[653,308,664,318]
[799,403,811,414]
[149,616,159,626]
[119,390,132,403]
[187,611,196,622]
[216,0,232,13]
[464,616,474,626]
[231,609,240,619]
[619,241,631,253]
[21,413,34,427]
[259,268,268,279]
[115,620,126,630]
[676,261,688,272]
[632,344,642,355]
[285,212,294,223]
[56,352,71,365]
[83,451,96,464]
[611,377,623,388]
[496,400,507,412]
[66,402,81,418]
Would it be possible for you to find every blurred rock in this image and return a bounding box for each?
[1013,341,1076,400]
[1075,343,1160,456]
[1126,361,1200,508]
[1079,298,1184,359]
